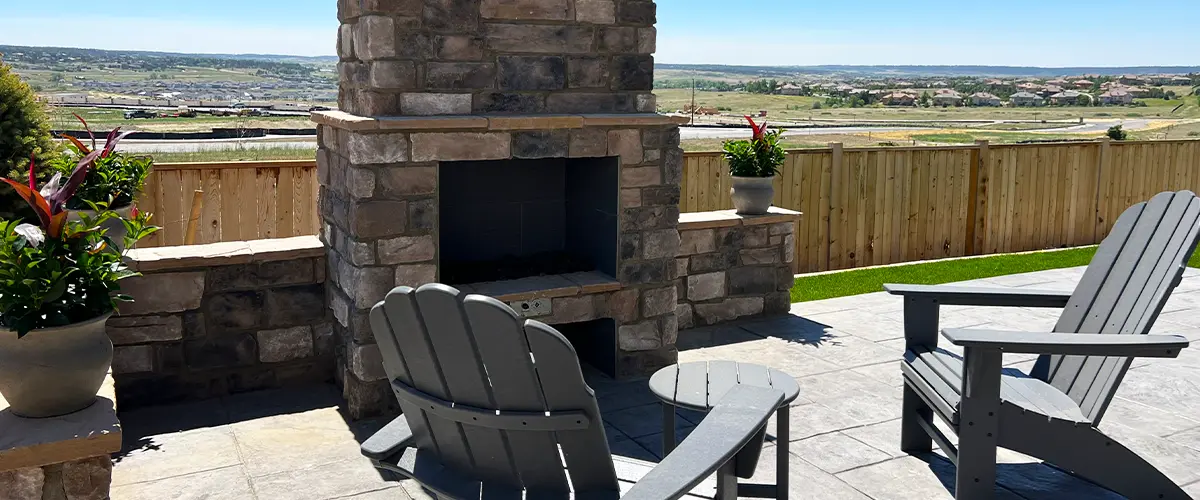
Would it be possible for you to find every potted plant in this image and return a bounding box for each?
[51,114,150,244]
[723,116,784,215]
[0,154,157,417]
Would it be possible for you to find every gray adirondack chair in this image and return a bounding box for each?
[887,190,1199,499]
[358,283,786,499]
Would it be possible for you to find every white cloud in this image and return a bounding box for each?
[0,16,337,56]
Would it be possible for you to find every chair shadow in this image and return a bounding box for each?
[678,314,838,352]
[912,452,1122,498]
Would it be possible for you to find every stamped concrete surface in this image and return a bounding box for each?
[112,266,1200,499]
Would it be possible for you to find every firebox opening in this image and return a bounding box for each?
[440,157,619,285]
[556,318,617,379]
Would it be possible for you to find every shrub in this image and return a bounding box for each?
[811,101,822,110]
[48,115,151,209]
[723,116,785,178]
[0,59,59,221]
[1107,125,1128,141]
[1188,131,1200,137]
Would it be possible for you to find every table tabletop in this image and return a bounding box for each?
[649,360,800,412]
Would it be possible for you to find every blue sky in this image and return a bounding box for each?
[1,0,1197,66]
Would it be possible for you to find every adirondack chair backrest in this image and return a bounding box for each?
[1032,190,1200,423]
[368,284,621,496]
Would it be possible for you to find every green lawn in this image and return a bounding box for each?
[148,145,317,163]
[791,247,1200,303]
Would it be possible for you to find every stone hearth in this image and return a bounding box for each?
[315,0,684,417]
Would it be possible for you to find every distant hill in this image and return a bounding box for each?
[658,64,1200,78]
[0,45,337,64]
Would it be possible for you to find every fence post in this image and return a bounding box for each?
[1094,137,1111,242]
[967,140,989,255]
[825,142,843,271]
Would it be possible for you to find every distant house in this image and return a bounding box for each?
[1073,79,1094,89]
[780,83,805,96]
[969,92,1002,107]
[1119,75,1145,85]
[1009,91,1045,107]
[932,90,963,107]
[1049,90,1087,105]
[1039,85,1064,98]
[1171,76,1193,85]
[881,92,917,106]
[1099,89,1134,105]
[1047,78,1070,87]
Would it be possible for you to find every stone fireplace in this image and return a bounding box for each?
[314,0,686,416]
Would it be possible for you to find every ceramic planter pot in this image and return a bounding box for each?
[731,176,776,215]
[0,313,113,418]
[68,203,134,249]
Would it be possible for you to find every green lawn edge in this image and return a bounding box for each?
[791,247,1200,303]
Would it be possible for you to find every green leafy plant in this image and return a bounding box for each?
[1107,125,1128,141]
[1,58,60,221]
[723,116,785,178]
[47,114,149,210]
[0,154,159,337]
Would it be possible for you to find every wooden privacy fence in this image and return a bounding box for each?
[681,139,1200,273]
[135,160,320,247]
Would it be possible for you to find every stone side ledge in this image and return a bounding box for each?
[679,207,801,231]
[312,111,687,132]
[0,373,121,471]
[127,236,324,272]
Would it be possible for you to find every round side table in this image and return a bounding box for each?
[649,360,800,500]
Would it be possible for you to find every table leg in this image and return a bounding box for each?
[777,405,789,500]
[662,402,676,456]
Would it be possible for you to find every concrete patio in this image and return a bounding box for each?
[110,266,1200,499]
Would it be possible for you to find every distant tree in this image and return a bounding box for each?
[811,101,822,110]
[0,59,59,221]
[49,72,64,83]
[919,91,932,107]
[1107,125,1128,141]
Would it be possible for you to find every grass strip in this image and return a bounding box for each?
[793,246,1200,303]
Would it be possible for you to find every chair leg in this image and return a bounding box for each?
[901,384,934,454]
[954,348,1002,500]
[954,424,998,499]
[777,405,789,500]
[661,402,676,457]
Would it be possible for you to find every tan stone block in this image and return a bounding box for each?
[401,93,472,115]
[484,23,594,54]
[347,132,409,164]
[411,132,510,162]
[118,273,204,315]
[378,166,437,196]
[740,247,780,265]
[378,235,436,264]
[675,258,689,278]
[620,188,642,208]
[607,288,639,322]
[436,35,484,61]
[608,129,643,165]
[687,272,726,301]
[641,287,677,317]
[575,0,615,23]
[481,0,569,20]
[784,234,796,263]
[350,343,387,381]
[256,326,314,363]
[549,296,596,323]
[395,264,437,287]
[618,321,660,351]
[337,24,355,58]
[643,229,680,260]
[569,128,608,157]
[0,467,44,500]
[353,16,396,60]
[62,456,112,500]
[621,166,661,188]
[351,200,407,238]
[368,60,417,89]
[678,229,716,255]
[346,167,376,199]
[638,27,656,53]
[112,345,153,373]
[376,116,489,130]
[310,110,379,131]
[677,303,694,330]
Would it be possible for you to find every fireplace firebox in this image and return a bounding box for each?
[440,157,619,285]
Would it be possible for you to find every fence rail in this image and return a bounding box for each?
[136,139,1200,272]
[682,138,1200,272]
[136,160,319,247]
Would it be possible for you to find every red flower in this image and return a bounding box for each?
[745,115,768,142]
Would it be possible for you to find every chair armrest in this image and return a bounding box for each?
[942,328,1189,357]
[884,284,1072,308]
[623,386,784,500]
[360,416,415,461]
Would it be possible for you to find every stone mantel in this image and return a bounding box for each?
[0,373,121,471]
[678,208,802,231]
[311,111,689,132]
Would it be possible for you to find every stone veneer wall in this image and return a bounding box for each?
[675,210,799,329]
[0,455,111,500]
[334,0,658,116]
[110,237,333,409]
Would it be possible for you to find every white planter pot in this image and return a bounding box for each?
[0,313,113,418]
[731,176,776,215]
[68,203,134,248]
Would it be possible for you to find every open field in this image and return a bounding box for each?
[143,145,317,163]
[48,106,313,133]
[653,89,1200,122]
